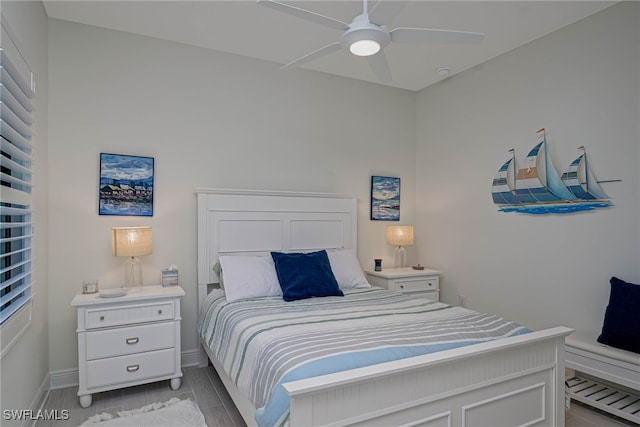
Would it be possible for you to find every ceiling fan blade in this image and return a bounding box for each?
[281,42,342,70]
[257,0,348,31]
[368,1,408,26]
[390,27,485,44]
[366,50,391,83]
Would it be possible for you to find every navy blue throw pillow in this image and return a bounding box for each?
[271,250,343,302]
[597,277,640,354]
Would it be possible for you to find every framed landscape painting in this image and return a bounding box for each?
[99,153,154,216]
[371,176,400,221]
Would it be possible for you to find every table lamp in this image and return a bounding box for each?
[111,226,153,290]
[386,225,414,268]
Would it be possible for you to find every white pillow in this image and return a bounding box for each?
[327,249,370,289]
[218,255,282,302]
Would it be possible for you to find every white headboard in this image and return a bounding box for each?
[196,188,358,305]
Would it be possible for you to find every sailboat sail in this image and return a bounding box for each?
[542,140,577,201]
[491,158,519,205]
[561,151,609,200]
[511,141,566,203]
[496,135,576,204]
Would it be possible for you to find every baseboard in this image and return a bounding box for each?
[49,368,78,390]
[26,372,51,427]
[49,348,202,390]
[180,348,201,367]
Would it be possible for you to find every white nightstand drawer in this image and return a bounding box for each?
[412,290,440,302]
[85,301,174,329]
[86,348,176,389]
[86,322,175,360]
[366,268,441,302]
[389,278,438,294]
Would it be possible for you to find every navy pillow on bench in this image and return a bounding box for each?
[271,250,344,302]
[597,276,640,354]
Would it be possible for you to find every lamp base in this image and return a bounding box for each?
[393,246,406,268]
[123,256,143,291]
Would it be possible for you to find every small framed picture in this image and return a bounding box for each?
[99,153,154,216]
[371,176,400,221]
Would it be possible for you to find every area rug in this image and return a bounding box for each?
[79,397,206,426]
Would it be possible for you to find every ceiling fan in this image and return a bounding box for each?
[258,0,485,82]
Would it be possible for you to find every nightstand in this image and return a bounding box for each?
[71,285,185,408]
[366,268,441,301]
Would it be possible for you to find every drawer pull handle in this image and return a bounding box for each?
[158,310,163,315]
[126,365,140,372]
[100,316,105,321]
[126,337,139,345]
[399,285,404,289]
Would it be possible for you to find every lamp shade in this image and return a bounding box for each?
[111,226,153,257]
[386,225,414,246]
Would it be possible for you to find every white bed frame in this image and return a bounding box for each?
[196,188,572,427]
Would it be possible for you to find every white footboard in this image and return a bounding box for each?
[283,327,572,427]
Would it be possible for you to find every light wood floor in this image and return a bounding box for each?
[36,366,243,427]
[37,365,636,426]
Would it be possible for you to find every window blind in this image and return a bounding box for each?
[0,30,35,326]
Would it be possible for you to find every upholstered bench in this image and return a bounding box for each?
[566,330,640,424]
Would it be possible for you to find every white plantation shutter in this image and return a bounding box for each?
[0,24,35,326]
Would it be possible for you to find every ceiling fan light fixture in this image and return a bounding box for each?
[341,19,390,57]
[350,39,380,56]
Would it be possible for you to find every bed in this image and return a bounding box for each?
[196,188,572,427]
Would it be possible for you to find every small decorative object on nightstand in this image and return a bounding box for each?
[366,267,440,301]
[82,280,99,294]
[71,285,185,408]
[162,264,179,287]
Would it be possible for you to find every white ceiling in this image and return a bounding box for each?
[42,1,615,91]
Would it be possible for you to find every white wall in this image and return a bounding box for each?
[47,19,417,374]
[0,0,50,421]
[415,2,640,333]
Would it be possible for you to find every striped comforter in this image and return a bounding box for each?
[198,287,529,427]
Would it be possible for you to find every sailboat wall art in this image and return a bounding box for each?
[492,129,615,215]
